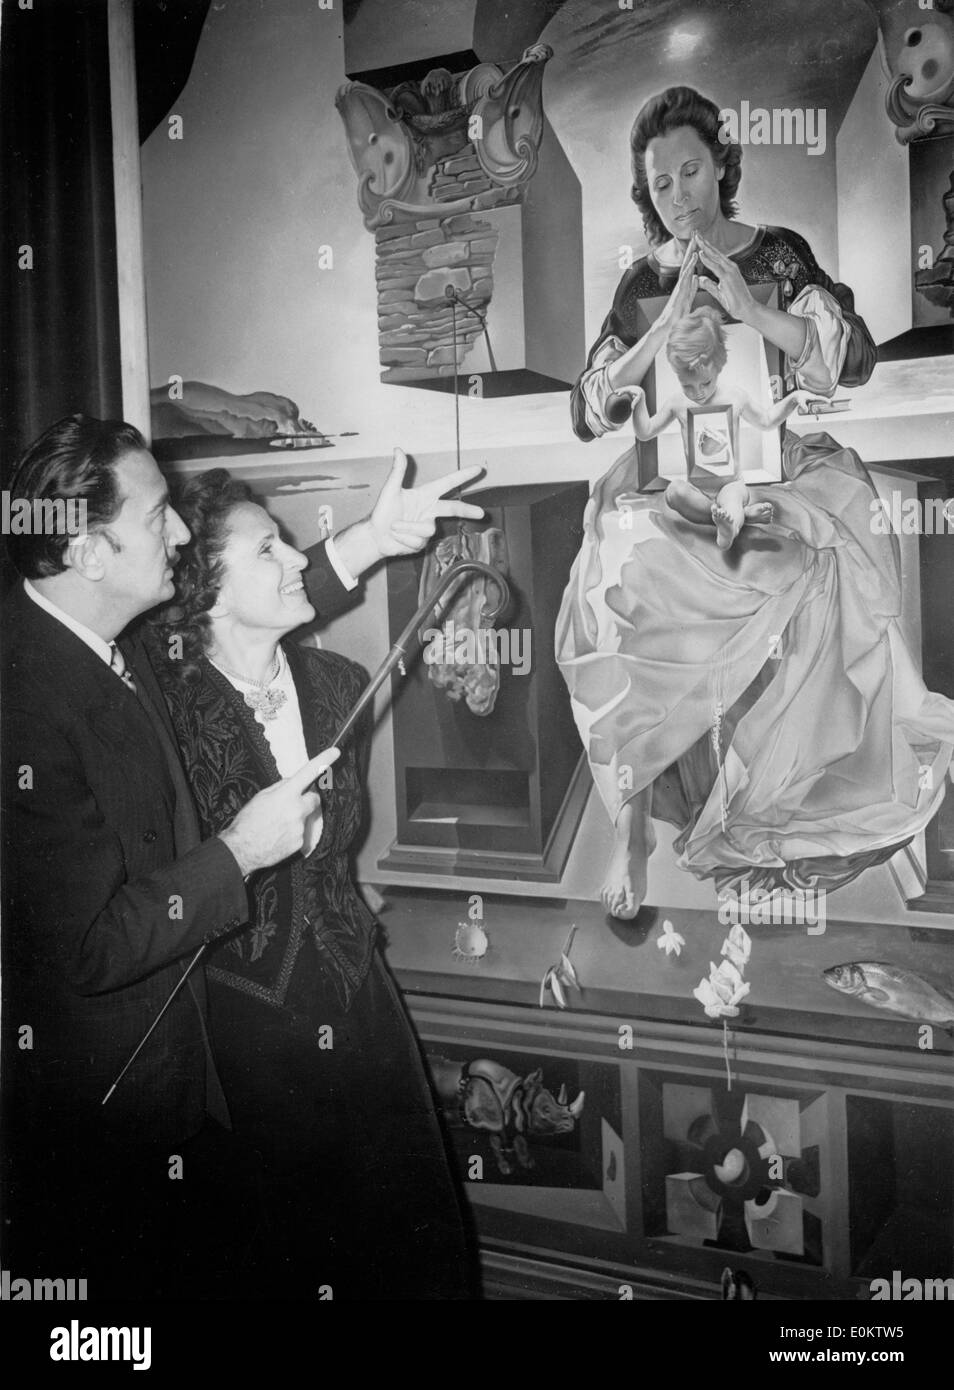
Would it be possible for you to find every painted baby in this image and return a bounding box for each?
[629,307,811,548]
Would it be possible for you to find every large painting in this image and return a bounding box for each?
[5,0,954,1335]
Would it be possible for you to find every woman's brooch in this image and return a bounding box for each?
[242,687,288,722]
[771,257,799,303]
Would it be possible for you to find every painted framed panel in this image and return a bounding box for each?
[421,1039,627,1242]
[686,404,734,483]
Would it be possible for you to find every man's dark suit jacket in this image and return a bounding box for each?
[0,544,356,1161]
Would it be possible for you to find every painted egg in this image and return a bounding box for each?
[714,1147,747,1184]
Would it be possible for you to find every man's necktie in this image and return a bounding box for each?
[109,642,138,695]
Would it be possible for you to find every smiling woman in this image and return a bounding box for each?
[203,499,317,680]
[147,469,475,1300]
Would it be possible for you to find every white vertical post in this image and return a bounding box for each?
[836,45,911,348]
[107,0,151,441]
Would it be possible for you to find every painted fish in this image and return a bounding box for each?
[823,962,954,1026]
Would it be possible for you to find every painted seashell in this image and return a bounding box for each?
[454,920,489,962]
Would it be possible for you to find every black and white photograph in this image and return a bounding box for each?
[2,0,954,1345]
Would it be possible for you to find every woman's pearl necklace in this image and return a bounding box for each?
[210,648,289,722]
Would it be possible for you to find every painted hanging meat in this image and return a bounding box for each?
[418,525,509,716]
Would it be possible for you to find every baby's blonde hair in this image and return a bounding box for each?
[666,306,727,378]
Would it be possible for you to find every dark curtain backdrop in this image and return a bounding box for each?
[0,0,210,485]
[135,0,211,144]
[1,0,122,480]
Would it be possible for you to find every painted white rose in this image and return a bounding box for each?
[720,923,752,973]
[693,959,751,1019]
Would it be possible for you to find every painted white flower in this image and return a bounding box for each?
[693,959,751,1019]
[540,964,575,1009]
[720,922,752,973]
[559,951,580,989]
[657,919,686,958]
[539,934,581,1010]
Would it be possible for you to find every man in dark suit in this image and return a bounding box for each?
[0,415,481,1297]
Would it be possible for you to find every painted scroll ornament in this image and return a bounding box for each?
[336,44,553,230]
[876,5,954,142]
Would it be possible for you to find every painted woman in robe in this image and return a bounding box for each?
[556,86,954,919]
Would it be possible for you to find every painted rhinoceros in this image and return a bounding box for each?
[427,1055,584,1176]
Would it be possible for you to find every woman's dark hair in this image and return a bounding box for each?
[7,414,146,578]
[155,468,255,680]
[630,86,742,247]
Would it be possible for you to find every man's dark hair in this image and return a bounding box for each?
[6,414,147,578]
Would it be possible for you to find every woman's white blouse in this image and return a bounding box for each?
[787,285,851,396]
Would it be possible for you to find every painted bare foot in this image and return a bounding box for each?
[600,800,656,920]
[601,837,644,919]
[711,501,742,550]
[743,500,774,525]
